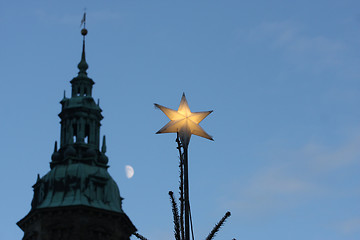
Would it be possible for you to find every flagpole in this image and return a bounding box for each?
[183,145,190,240]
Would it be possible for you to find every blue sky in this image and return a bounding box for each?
[1,1,360,239]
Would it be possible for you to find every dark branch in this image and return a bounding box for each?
[133,232,148,240]
[169,191,181,240]
[205,211,231,240]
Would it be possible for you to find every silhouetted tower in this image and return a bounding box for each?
[17,28,136,240]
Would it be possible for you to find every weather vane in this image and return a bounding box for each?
[145,93,232,240]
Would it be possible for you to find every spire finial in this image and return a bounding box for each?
[80,11,87,39]
[101,135,107,153]
[78,11,88,75]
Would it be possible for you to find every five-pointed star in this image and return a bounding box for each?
[155,93,213,147]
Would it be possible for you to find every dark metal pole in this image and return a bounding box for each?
[183,145,190,240]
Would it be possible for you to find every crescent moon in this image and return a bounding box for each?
[125,165,134,179]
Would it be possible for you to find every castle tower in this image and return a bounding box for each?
[17,28,136,240]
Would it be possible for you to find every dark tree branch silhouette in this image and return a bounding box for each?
[134,134,233,240]
[205,212,231,240]
[133,232,148,240]
[169,191,181,240]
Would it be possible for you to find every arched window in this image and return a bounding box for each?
[85,124,90,144]
[72,123,77,142]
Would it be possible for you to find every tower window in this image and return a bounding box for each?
[84,88,87,96]
[72,123,77,143]
[77,87,81,96]
[85,124,90,144]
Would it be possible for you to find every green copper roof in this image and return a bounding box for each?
[32,163,123,213]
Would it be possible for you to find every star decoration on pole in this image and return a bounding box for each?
[152,93,232,240]
[154,93,213,148]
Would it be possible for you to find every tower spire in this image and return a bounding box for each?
[78,23,88,75]
[18,13,137,240]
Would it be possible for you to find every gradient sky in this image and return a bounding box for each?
[1,1,360,240]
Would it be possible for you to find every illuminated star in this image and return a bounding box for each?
[155,93,213,147]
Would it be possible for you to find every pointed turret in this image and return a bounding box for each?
[31,25,119,210]
[101,135,107,153]
[58,27,101,153]
[18,20,136,240]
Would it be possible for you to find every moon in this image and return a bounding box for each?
[125,165,134,179]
